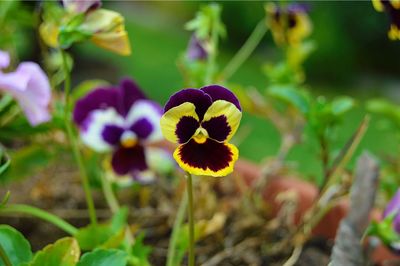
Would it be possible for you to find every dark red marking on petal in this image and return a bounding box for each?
[176,116,199,144]
[102,124,124,146]
[130,117,153,139]
[164,89,212,120]
[200,85,241,111]
[178,139,234,171]
[202,115,231,142]
[111,146,147,175]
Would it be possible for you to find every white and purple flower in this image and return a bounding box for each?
[0,50,51,126]
[73,78,163,177]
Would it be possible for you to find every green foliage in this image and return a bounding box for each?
[366,99,400,129]
[129,233,152,266]
[185,3,226,40]
[0,225,32,266]
[58,14,92,49]
[75,207,128,250]
[366,212,400,249]
[267,85,311,115]
[77,249,128,266]
[30,237,80,266]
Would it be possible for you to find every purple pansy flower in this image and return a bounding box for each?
[160,85,241,177]
[73,78,163,176]
[0,50,51,126]
[383,189,400,234]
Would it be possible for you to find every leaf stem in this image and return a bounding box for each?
[187,173,195,266]
[61,49,97,226]
[219,19,267,82]
[0,242,11,266]
[0,204,78,235]
[166,186,188,266]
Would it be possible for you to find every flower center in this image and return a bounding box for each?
[121,131,137,148]
[193,127,208,144]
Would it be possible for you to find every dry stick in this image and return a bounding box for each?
[330,152,379,266]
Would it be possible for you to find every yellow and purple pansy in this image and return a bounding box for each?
[373,0,400,40]
[73,78,163,178]
[160,85,241,177]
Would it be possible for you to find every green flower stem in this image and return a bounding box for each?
[100,173,120,213]
[100,172,133,247]
[205,16,220,84]
[61,49,97,226]
[187,173,195,266]
[219,19,267,82]
[166,187,188,266]
[0,242,11,266]
[0,204,78,235]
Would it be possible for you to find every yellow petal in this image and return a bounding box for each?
[372,0,385,11]
[160,102,199,144]
[173,141,239,177]
[92,30,131,56]
[202,100,241,142]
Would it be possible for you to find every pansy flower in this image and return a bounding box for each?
[160,85,241,177]
[40,0,131,55]
[265,3,312,46]
[73,78,163,176]
[373,0,400,40]
[0,50,51,126]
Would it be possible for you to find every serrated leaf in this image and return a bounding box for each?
[30,237,80,266]
[77,249,128,266]
[0,225,32,266]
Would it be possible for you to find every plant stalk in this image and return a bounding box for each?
[61,49,97,226]
[187,173,195,266]
[0,242,11,266]
[0,204,78,235]
[219,19,267,82]
[166,187,188,266]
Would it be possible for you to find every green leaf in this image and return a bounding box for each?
[267,85,311,115]
[30,237,80,266]
[330,96,355,116]
[366,99,400,128]
[129,233,151,266]
[0,225,32,266]
[75,208,128,250]
[77,249,128,266]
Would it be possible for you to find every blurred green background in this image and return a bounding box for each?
[19,1,400,182]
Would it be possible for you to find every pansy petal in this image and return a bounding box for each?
[173,139,239,177]
[0,50,10,69]
[130,118,153,139]
[201,85,241,111]
[160,102,199,143]
[111,146,147,175]
[118,78,146,116]
[62,0,101,13]
[164,88,212,120]
[202,100,242,142]
[81,108,124,152]
[73,87,119,126]
[0,62,51,126]
[126,100,163,142]
[102,124,124,146]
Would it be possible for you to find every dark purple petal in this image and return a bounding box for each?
[202,115,230,142]
[102,125,124,146]
[200,85,241,111]
[176,116,199,143]
[164,88,212,120]
[130,118,153,139]
[111,146,147,175]
[177,138,234,172]
[187,35,208,61]
[118,78,147,116]
[73,88,119,126]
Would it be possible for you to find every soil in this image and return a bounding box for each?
[0,158,333,266]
